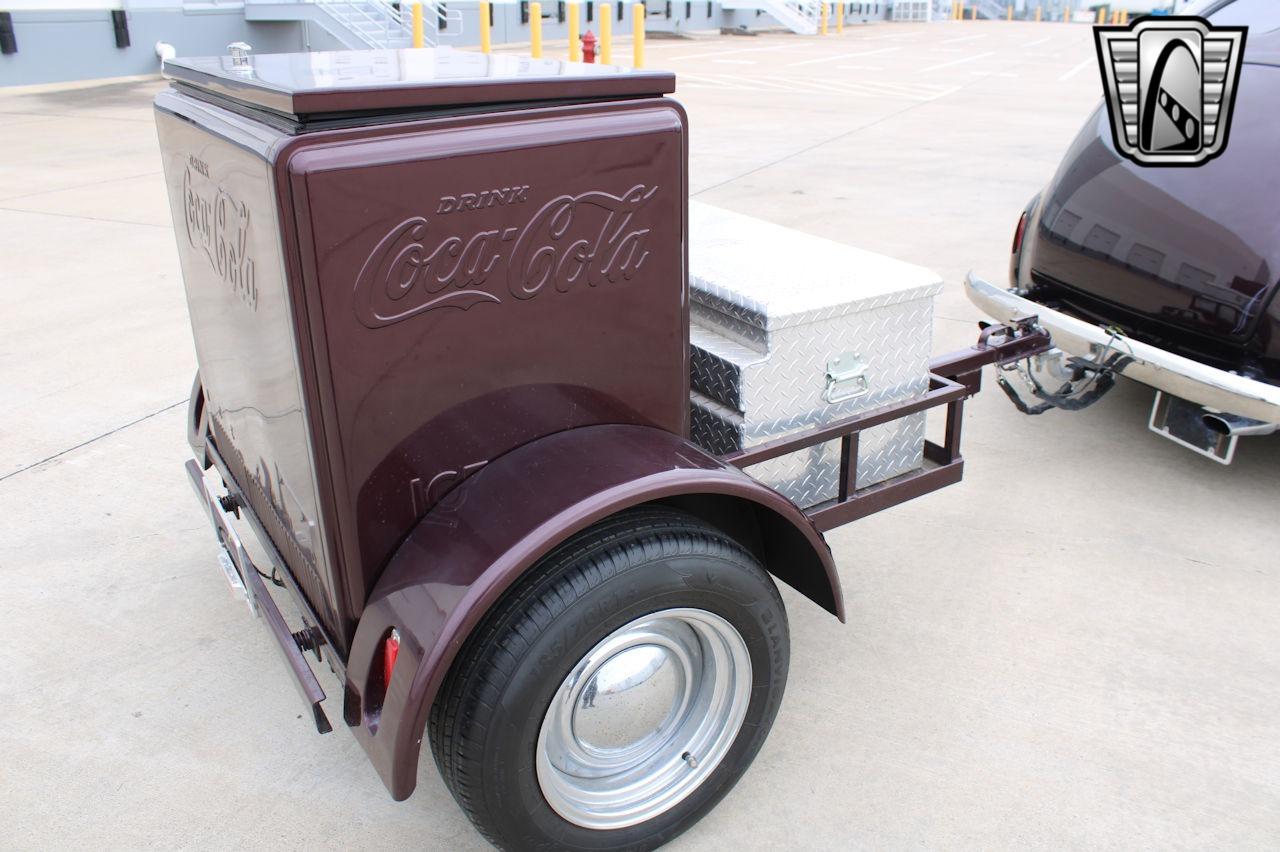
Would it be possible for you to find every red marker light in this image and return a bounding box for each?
[384,629,401,688]
[1012,210,1028,255]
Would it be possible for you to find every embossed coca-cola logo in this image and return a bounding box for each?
[354,184,658,329]
[183,160,258,311]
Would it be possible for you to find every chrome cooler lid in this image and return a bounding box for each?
[163,46,675,120]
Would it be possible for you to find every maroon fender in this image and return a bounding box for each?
[344,423,843,800]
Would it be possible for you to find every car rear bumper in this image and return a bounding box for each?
[965,273,1280,426]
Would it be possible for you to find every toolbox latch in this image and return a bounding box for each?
[824,353,871,404]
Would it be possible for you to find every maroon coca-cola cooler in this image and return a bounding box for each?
[159,46,687,647]
[160,44,1049,851]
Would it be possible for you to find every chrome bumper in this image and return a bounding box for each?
[964,273,1280,425]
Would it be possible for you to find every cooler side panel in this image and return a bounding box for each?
[156,108,344,638]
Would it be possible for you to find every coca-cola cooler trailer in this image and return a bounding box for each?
[158,46,1049,850]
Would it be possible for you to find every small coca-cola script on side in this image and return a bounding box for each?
[354,184,659,329]
[183,157,258,312]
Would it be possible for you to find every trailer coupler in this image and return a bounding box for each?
[993,333,1133,416]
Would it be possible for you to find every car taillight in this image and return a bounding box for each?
[1012,210,1028,255]
[383,629,401,688]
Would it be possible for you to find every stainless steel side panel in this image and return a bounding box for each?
[156,99,342,636]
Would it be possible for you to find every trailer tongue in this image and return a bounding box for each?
[159,44,1049,851]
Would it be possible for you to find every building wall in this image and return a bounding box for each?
[1,1,887,87]
[434,1,884,49]
[0,5,305,87]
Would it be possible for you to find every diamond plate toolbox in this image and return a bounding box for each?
[688,201,944,509]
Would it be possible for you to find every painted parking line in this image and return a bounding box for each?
[712,58,758,64]
[675,71,955,101]
[786,46,900,67]
[760,74,870,95]
[806,76,957,101]
[667,44,789,61]
[921,85,963,102]
[941,34,986,45]
[836,78,944,97]
[1024,36,1053,47]
[1058,57,1094,81]
[677,72,785,92]
[822,79,962,101]
[917,51,995,74]
[724,74,804,92]
[834,77,944,95]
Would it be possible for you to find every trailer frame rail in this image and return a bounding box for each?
[725,317,1051,532]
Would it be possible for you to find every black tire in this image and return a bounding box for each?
[429,506,789,851]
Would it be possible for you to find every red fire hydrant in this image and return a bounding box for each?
[582,30,597,64]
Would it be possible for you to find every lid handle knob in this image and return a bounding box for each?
[227,41,252,67]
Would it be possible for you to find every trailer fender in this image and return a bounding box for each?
[345,423,841,800]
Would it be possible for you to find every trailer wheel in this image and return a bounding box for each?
[429,507,789,851]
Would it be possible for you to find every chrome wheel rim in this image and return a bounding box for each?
[536,607,752,830]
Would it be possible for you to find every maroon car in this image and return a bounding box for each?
[967,0,1280,463]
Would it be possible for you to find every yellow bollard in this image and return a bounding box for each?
[837,2,844,33]
[531,1,543,57]
[1095,7,1104,23]
[1063,6,1069,22]
[601,3,612,64]
[970,4,977,19]
[568,2,580,61]
[479,1,491,53]
[1035,6,1041,22]
[1121,9,1128,23]
[821,3,828,35]
[412,1,424,48]
[1007,4,1013,20]
[633,3,644,68]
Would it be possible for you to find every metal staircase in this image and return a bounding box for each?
[971,0,1008,18]
[246,0,460,50]
[720,0,823,35]
[323,1,414,48]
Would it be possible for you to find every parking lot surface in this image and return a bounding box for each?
[3,20,1280,850]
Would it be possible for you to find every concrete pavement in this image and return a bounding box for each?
[3,20,1279,850]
